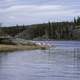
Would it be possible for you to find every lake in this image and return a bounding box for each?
[0,41,80,80]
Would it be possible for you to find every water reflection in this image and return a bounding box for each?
[0,53,9,68]
[0,44,80,80]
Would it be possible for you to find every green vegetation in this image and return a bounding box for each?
[0,16,80,52]
[0,17,80,40]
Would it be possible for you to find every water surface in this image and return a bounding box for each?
[0,41,80,80]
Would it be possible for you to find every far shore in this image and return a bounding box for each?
[0,44,48,52]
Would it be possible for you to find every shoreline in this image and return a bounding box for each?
[0,44,48,52]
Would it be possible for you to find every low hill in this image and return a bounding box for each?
[0,18,80,40]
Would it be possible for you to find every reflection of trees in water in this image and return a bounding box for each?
[48,47,80,65]
[73,48,80,77]
[0,53,8,69]
[73,48,80,62]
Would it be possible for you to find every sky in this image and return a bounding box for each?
[0,0,80,26]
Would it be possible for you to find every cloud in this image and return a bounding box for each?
[0,0,16,8]
[1,4,79,16]
[0,0,80,26]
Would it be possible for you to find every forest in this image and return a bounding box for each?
[0,16,80,40]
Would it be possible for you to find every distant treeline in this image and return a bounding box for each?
[0,16,80,40]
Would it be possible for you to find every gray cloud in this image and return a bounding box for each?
[0,0,16,9]
[0,0,80,26]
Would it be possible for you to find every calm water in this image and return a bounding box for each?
[0,41,80,80]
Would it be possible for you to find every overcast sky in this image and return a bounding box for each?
[0,0,80,26]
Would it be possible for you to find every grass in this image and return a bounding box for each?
[0,44,47,52]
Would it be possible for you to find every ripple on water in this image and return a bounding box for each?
[0,41,80,80]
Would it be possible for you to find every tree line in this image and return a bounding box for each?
[0,16,80,40]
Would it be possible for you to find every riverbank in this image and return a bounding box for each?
[0,44,48,52]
